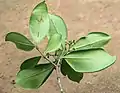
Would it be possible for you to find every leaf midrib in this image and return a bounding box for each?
[71,38,110,49]
[12,41,34,47]
[18,66,53,80]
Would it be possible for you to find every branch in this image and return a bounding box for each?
[36,46,65,92]
[55,46,66,93]
[56,63,65,93]
[36,46,56,67]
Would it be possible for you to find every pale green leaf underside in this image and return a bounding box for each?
[29,1,49,44]
[70,32,111,51]
[5,32,35,51]
[63,49,116,72]
[20,56,41,70]
[48,14,67,46]
[45,33,62,53]
[47,19,57,40]
[16,63,54,89]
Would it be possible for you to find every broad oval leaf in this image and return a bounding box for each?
[16,63,54,89]
[63,49,116,72]
[61,59,83,83]
[29,1,49,44]
[5,32,35,51]
[70,32,111,51]
[45,33,62,53]
[48,14,67,46]
[20,56,41,70]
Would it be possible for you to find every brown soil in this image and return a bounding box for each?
[0,0,120,93]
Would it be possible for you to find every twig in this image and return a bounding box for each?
[36,46,56,66]
[36,45,65,93]
[55,46,66,93]
[56,47,66,93]
[56,62,65,93]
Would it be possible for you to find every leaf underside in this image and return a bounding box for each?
[45,33,62,53]
[29,1,49,44]
[48,14,67,47]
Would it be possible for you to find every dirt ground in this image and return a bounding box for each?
[0,0,120,93]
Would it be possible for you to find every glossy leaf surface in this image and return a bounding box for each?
[70,32,111,51]
[63,49,116,72]
[20,56,41,70]
[16,63,54,89]
[61,59,83,83]
[5,32,35,51]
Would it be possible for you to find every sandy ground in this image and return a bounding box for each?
[0,0,120,93]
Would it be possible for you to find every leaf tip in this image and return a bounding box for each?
[5,32,11,41]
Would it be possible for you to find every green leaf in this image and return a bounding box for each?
[45,33,62,53]
[63,49,116,72]
[47,19,57,40]
[16,63,54,89]
[61,59,83,83]
[29,1,49,44]
[48,14,67,46]
[70,32,111,51]
[20,56,41,70]
[5,32,35,51]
